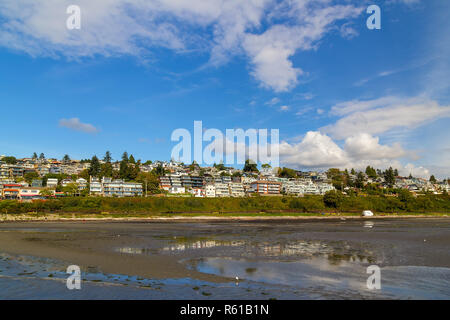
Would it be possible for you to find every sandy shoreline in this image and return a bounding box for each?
[1,213,448,223]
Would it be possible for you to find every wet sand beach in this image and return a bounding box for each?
[0,218,449,299]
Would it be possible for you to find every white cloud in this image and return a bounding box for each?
[324,97,450,140]
[279,105,289,111]
[59,117,98,133]
[277,131,432,178]
[330,96,401,116]
[265,97,280,105]
[242,3,362,91]
[279,131,350,168]
[0,0,363,92]
[344,133,408,160]
[388,0,421,5]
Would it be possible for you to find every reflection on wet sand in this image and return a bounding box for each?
[117,239,361,257]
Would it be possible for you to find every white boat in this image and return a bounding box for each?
[362,210,374,217]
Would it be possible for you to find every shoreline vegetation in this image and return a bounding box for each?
[1,213,448,222]
[1,193,449,221]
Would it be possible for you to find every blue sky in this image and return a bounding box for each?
[0,0,449,177]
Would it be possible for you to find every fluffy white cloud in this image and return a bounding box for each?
[344,133,408,160]
[279,131,350,168]
[242,3,362,91]
[0,0,362,91]
[59,117,98,133]
[324,97,450,139]
[277,131,432,178]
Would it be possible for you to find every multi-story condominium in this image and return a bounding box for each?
[19,188,45,201]
[190,176,204,189]
[317,183,335,194]
[221,176,232,184]
[61,179,75,187]
[49,166,61,174]
[170,175,182,189]
[214,183,230,197]
[122,181,143,197]
[46,178,59,188]
[179,175,204,189]
[159,176,171,191]
[2,184,22,199]
[283,181,305,196]
[102,178,143,197]
[38,166,50,176]
[250,181,282,195]
[61,165,80,175]
[0,165,10,179]
[205,184,216,197]
[303,183,320,195]
[8,166,24,177]
[89,177,143,197]
[76,178,88,191]
[229,183,245,197]
[180,175,192,189]
[89,177,102,195]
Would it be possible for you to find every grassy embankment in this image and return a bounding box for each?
[0,194,449,220]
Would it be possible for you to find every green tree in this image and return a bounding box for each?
[365,166,377,179]
[214,162,226,171]
[152,164,166,177]
[355,172,365,189]
[103,151,112,163]
[384,167,396,187]
[24,171,40,184]
[430,175,437,183]
[62,183,78,196]
[128,162,140,180]
[120,152,130,180]
[323,190,343,208]
[32,152,38,159]
[398,189,414,203]
[39,153,45,160]
[78,169,90,181]
[2,156,17,164]
[136,172,161,194]
[243,159,258,173]
[278,167,297,178]
[39,188,54,198]
[100,162,113,178]
[62,154,70,163]
[88,155,101,177]
[327,168,345,190]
